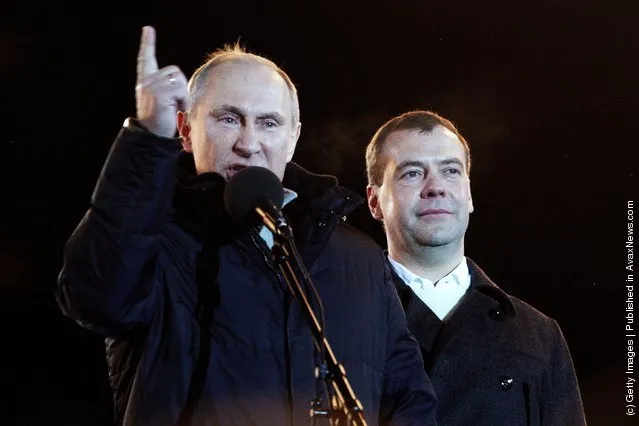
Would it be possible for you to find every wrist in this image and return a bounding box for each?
[123,117,151,132]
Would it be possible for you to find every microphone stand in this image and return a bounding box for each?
[256,206,368,426]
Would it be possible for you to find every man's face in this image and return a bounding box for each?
[178,60,300,180]
[367,126,474,252]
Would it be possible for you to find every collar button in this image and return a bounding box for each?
[489,307,505,321]
[499,375,514,391]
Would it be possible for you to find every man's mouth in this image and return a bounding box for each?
[417,209,452,217]
[226,164,249,178]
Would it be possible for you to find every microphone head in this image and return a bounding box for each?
[223,166,285,226]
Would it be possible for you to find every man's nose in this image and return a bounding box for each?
[420,173,446,198]
[233,124,260,157]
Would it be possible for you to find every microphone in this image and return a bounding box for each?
[223,166,367,425]
[223,166,287,235]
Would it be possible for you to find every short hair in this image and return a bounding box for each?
[186,42,300,127]
[365,110,471,186]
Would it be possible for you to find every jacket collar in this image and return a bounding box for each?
[172,153,363,244]
[282,161,362,220]
[390,255,517,318]
[466,258,517,317]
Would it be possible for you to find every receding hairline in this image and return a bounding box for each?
[186,52,300,125]
[191,57,287,92]
[188,54,282,88]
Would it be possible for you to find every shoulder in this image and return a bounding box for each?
[508,295,566,344]
[488,283,570,367]
[468,259,568,359]
[328,222,388,261]
[333,222,381,247]
[318,222,389,280]
[469,258,560,329]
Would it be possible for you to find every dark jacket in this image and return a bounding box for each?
[392,257,586,426]
[56,122,437,426]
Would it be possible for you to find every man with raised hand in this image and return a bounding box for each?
[56,26,437,426]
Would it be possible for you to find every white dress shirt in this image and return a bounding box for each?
[388,256,471,320]
[259,188,298,248]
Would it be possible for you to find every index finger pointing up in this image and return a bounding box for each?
[137,26,159,81]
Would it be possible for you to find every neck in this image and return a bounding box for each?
[389,239,465,282]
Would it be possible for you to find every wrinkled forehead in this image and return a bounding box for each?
[201,60,292,116]
[208,59,285,85]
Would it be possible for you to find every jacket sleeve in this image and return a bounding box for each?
[541,321,587,426]
[380,259,438,426]
[55,119,182,337]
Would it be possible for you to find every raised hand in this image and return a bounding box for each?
[135,26,188,138]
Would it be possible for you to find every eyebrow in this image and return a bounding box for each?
[257,112,285,124]
[211,104,286,124]
[395,160,426,171]
[439,158,465,169]
[394,158,466,175]
[211,104,245,118]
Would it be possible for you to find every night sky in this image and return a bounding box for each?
[1,1,636,425]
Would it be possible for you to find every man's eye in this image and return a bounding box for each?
[220,116,238,124]
[401,170,422,179]
[444,168,461,175]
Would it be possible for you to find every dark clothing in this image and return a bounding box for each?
[56,122,437,426]
[392,258,586,426]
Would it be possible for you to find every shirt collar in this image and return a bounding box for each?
[283,188,298,207]
[387,255,470,288]
[258,187,297,248]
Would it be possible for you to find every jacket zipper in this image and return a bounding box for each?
[248,231,296,426]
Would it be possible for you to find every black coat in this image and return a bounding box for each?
[392,258,586,426]
[56,121,438,426]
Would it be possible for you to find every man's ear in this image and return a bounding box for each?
[286,121,302,162]
[468,180,474,214]
[367,185,384,221]
[177,111,192,153]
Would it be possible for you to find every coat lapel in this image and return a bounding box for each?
[389,257,518,367]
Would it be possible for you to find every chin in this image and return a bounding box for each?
[415,232,457,248]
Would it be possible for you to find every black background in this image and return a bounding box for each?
[1,1,636,424]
